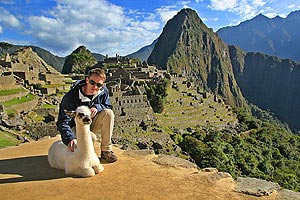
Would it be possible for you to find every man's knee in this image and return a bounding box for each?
[103,109,114,120]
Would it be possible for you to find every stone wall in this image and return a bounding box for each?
[111,94,155,128]
[0,75,17,90]
[26,122,58,140]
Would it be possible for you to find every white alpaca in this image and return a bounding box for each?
[48,106,104,177]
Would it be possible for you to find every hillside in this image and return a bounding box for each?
[217,10,300,62]
[0,42,65,72]
[1,136,299,200]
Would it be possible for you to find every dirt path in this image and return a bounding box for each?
[0,136,277,200]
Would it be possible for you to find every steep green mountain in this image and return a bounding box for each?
[61,45,98,74]
[127,39,157,62]
[0,42,65,72]
[229,45,300,131]
[217,10,300,62]
[147,8,247,108]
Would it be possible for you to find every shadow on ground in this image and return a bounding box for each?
[0,155,67,184]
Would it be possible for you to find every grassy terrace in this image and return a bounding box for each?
[3,93,35,106]
[41,83,67,88]
[0,88,27,96]
[0,131,19,148]
[155,82,237,131]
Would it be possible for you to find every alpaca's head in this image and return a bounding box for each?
[65,106,92,126]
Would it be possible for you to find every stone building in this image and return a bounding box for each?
[108,82,155,130]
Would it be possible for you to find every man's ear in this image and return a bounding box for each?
[64,110,76,118]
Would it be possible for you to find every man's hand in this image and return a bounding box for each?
[90,107,98,118]
[68,139,77,152]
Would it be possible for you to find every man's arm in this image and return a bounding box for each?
[56,94,77,146]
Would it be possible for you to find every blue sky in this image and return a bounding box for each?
[1,0,300,57]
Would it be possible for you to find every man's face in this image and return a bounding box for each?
[85,74,105,95]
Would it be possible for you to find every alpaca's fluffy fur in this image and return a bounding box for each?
[48,106,104,177]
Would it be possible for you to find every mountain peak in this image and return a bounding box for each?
[255,13,267,19]
[61,45,97,74]
[148,8,246,107]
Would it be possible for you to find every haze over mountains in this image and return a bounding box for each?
[217,10,300,62]
[1,8,300,132]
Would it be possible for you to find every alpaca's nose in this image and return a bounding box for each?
[83,116,92,124]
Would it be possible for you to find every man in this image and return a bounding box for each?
[56,68,117,163]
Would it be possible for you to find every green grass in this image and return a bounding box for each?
[24,111,44,122]
[0,88,27,96]
[3,93,35,106]
[41,84,66,88]
[42,103,58,109]
[0,131,19,148]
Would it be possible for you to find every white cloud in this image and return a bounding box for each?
[0,0,14,4]
[208,0,270,23]
[209,0,238,10]
[0,8,22,29]
[24,0,162,56]
[155,6,179,24]
[208,0,268,17]
[179,1,191,5]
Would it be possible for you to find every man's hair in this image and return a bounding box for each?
[88,68,106,81]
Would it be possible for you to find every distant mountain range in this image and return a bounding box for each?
[0,42,105,72]
[217,10,300,62]
[127,39,157,62]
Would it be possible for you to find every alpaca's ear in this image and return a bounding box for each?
[64,110,76,118]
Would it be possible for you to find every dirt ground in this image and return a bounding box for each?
[0,136,278,200]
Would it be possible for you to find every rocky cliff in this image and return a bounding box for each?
[147,8,246,108]
[229,45,300,131]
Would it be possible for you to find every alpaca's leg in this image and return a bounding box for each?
[93,163,104,174]
[81,167,96,177]
[91,131,98,142]
[91,132,101,156]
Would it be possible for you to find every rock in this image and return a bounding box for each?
[205,172,233,184]
[152,154,198,169]
[123,149,155,157]
[277,189,300,200]
[201,167,218,173]
[137,141,149,149]
[2,117,24,128]
[234,177,281,197]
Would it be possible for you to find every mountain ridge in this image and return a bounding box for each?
[217,10,300,62]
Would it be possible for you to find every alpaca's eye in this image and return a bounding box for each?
[78,113,84,118]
